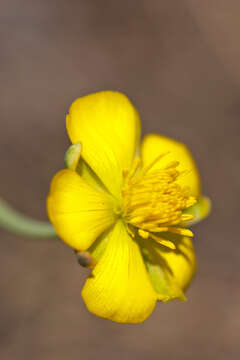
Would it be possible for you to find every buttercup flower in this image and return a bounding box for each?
[47,91,210,323]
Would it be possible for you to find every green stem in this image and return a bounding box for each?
[0,198,57,238]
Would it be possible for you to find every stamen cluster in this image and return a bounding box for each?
[122,156,196,249]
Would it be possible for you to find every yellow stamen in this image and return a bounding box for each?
[141,152,170,175]
[126,225,135,238]
[166,227,194,237]
[138,229,150,239]
[181,214,195,221]
[138,229,176,250]
[122,156,195,244]
[150,234,176,250]
[123,157,141,181]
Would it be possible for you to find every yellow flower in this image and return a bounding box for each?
[47,91,210,324]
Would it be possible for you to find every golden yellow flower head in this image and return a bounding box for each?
[47,91,210,324]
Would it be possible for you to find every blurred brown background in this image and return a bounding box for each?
[0,0,240,359]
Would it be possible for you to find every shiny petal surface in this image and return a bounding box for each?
[82,221,157,323]
[66,91,141,198]
[47,169,116,250]
[141,134,201,198]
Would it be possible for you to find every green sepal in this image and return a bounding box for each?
[64,142,82,170]
[183,196,211,227]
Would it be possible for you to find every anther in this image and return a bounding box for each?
[138,229,149,239]
[150,234,176,250]
[164,161,180,169]
[167,227,194,237]
[181,214,195,221]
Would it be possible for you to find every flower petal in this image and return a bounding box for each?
[158,236,196,291]
[64,142,106,191]
[66,91,141,198]
[141,134,201,198]
[47,169,116,250]
[141,235,196,301]
[82,221,157,323]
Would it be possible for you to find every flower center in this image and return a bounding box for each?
[121,155,196,249]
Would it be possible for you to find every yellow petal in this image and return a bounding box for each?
[158,236,196,291]
[76,158,107,192]
[66,91,141,198]
[64,142,107,192]
[47,169,116,250]
[141,134,201,198]
[82,221,157,323]
[141,235,196,301]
